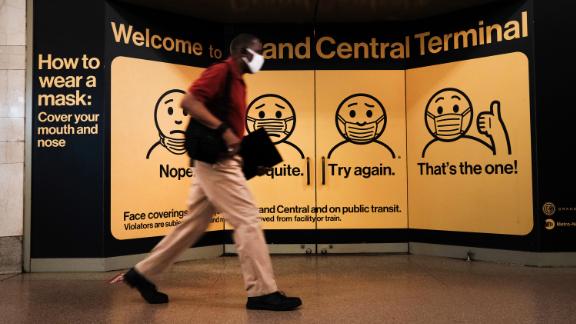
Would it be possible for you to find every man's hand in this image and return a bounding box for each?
[222,128,241,156]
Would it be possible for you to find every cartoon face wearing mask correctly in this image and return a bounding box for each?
[336,94,387,144]
[425,88,473,141]
[154,89,188,155]
[246,94,295,143]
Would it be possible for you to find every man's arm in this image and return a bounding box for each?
[180,93,241,153]
[181,93,221,128]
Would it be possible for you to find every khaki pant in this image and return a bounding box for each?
[135,157,278,297]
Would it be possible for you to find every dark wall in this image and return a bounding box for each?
[32,0,105,258]
[534,0,576,251]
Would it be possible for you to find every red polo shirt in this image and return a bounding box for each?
[188,57,246,137]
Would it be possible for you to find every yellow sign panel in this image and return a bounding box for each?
[110,52,533,238]
[406,52,533,234]
[111,56,223,240]
[238,71,316,230]
[315,70,408,229]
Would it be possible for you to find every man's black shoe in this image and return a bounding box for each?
[246,291,302,311]
[123,268,169,304]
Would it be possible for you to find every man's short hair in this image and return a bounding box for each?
[230,33,259,55]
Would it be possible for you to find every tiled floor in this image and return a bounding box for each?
[1,255,576,323]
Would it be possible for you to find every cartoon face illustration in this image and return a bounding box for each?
[246,94,295,143]
[151,89,189,156]
[425,88,473,141]
[336,94,386,144]
[155,89,188,139]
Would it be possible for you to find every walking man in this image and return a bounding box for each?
[116,33,302,311]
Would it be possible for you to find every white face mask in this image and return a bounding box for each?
[427,107,471,140]
[242,48,264,73]
[338,115,384,143]
[159,134,187,155]
[247,116,293,137]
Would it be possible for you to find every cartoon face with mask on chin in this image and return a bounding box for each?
[146,89,188,159]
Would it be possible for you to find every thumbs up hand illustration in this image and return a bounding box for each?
[477,101,503,136]
[477,100,512,155]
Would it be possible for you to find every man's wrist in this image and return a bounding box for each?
[215,122,230,136]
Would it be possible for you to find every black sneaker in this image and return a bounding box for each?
[246,291,302,311]
[123,268,169,304]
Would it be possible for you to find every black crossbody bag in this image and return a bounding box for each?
[184,64,232,164]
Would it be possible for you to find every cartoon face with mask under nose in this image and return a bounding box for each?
[336,94,386,144]
[246,94,295,144]
[425,88,473,141]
